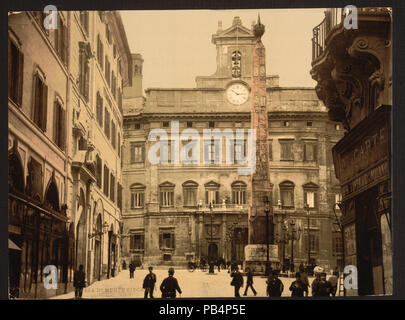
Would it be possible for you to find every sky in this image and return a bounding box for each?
[120,9,326,91]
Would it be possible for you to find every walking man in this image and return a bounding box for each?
[73,264,86,299]
[230,266,244,297]
[160,268,182,298]
[143,266,157,298]
[289,272,308,297]
[243,267,257,296]
[266,271,284,297]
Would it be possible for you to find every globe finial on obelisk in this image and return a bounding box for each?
[253,13,265,41]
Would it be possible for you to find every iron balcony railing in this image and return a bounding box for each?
[312,7,392,61]
[312,8,344,61]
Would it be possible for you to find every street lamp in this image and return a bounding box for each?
[288,220,301,273]
[264,196,271,276]
[304,203,311,272]
[274,222,289,273]
[208,201,215,274]
[332,200,345,296]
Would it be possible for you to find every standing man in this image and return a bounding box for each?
[143,266,157,298]
[160,268,182,298]
[129,262,135,279]
[266,271,284,297]
[312,272,332,296]
[243,267,257,296]
[73,265,86,299]
[230,266,244,297]
[289,272,308,297]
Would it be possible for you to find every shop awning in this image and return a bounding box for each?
[9,239,21,251]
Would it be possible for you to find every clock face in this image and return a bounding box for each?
[226,83,249,105]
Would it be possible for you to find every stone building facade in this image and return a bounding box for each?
[121,17,344,272]
[8,10,131,298]
[311,8,392,295]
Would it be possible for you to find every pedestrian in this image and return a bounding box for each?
[160,268,182,298]
[299,262,305,273]
[266,270,284,297]
[122,260,127,270]
[300,267,309,288]
[289,272,308,297]
[216,260,221,272]
[312,272,332,297]
[230,266,244,297]
[243,267,257,296]
[328,272,338,297]
[143,266,157,298]
[129,262,135,279]
[73,264,86,299]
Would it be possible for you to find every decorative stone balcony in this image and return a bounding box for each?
[310,8,392,131]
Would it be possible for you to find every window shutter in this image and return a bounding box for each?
[205,191,208,204]
[41,83,48,131]
[215,190,219,204]
[17,50,24,106]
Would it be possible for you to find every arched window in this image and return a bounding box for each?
[45,180,60,211]
[231,51,241,78]
[279,181,295,208]
[231,181,246,205]
[204,181,220,205]
[130,183,145,209]
[159,182,175,207]
[8,152,24,194]
[182,181,198,207]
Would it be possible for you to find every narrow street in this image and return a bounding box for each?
[52,268,318,299]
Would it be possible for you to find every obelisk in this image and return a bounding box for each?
[245,15,273,273]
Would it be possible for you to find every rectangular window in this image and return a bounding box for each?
[109,174,115,203]
[105,56,110,86]
[79,11,89,35]
[79,44,90,101]
[106,24,112,44]
[8,39,24,106]
[134,123,141,130]
[117,183,122,210]
[54,15,67,64]
[183,188,197,206]
[162,121,170,128]
[187,121,193,128]
[111,121,116,149]
[118,134,121,157]
[305,234,320,252]
[269,140,273,161]
[209,121,215,128]
[205,190,219,205]
[332,235,343,255]
[280,189,294,207]
[96,156,102,188]
[280,140,294,161]
[97,34,104,68]
[33,74,48,131]
[53,101,65,150]
[304,143,317,161]
[160,190,174,207]
[130,143,145,164]
[232,190,246,205]
[305,191,316,208]
[234,139,247,162]
[104,108,110,139]
[130,234,144,250]
[96,92,103,127]
[159,229,175,249]
[131,192,145,208]
[103,165,109,196]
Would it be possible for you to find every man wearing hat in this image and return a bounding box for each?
[143,266,157,298]
[266,270,284,297]
[311,268,332,297]
[289,272,308,297]
[160,268,182,298]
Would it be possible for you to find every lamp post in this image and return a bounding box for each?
[288,220,301,273]
[208,201,215,274]
[304,203,311,271]
[274,222,289,273]
[333,200,345,296]
[264,196,271,276]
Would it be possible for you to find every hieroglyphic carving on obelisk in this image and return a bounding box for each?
[248,15,272,245]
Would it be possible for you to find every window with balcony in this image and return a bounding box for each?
[159,228,175,250]
[232,181,247,205]
[183,181,198,207]
[279,140,294,161]
[303,182,319,209]
[130,183,145,209]
[8,38,24,106]
[205,181,220,205]
[32,72,48,132]
[279,181,295,208]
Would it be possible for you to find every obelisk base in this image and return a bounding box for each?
[243,244,280,275]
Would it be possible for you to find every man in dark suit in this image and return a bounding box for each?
[73,264,86,299]
[143,266,157,298]
[160,268,182,298]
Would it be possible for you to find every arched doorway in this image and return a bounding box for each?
[94,214,102,281]
[208,243,218,262]
[75,189,86,269]
[44,180,60,211]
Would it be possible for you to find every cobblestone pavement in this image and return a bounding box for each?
[52,268,320,299]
